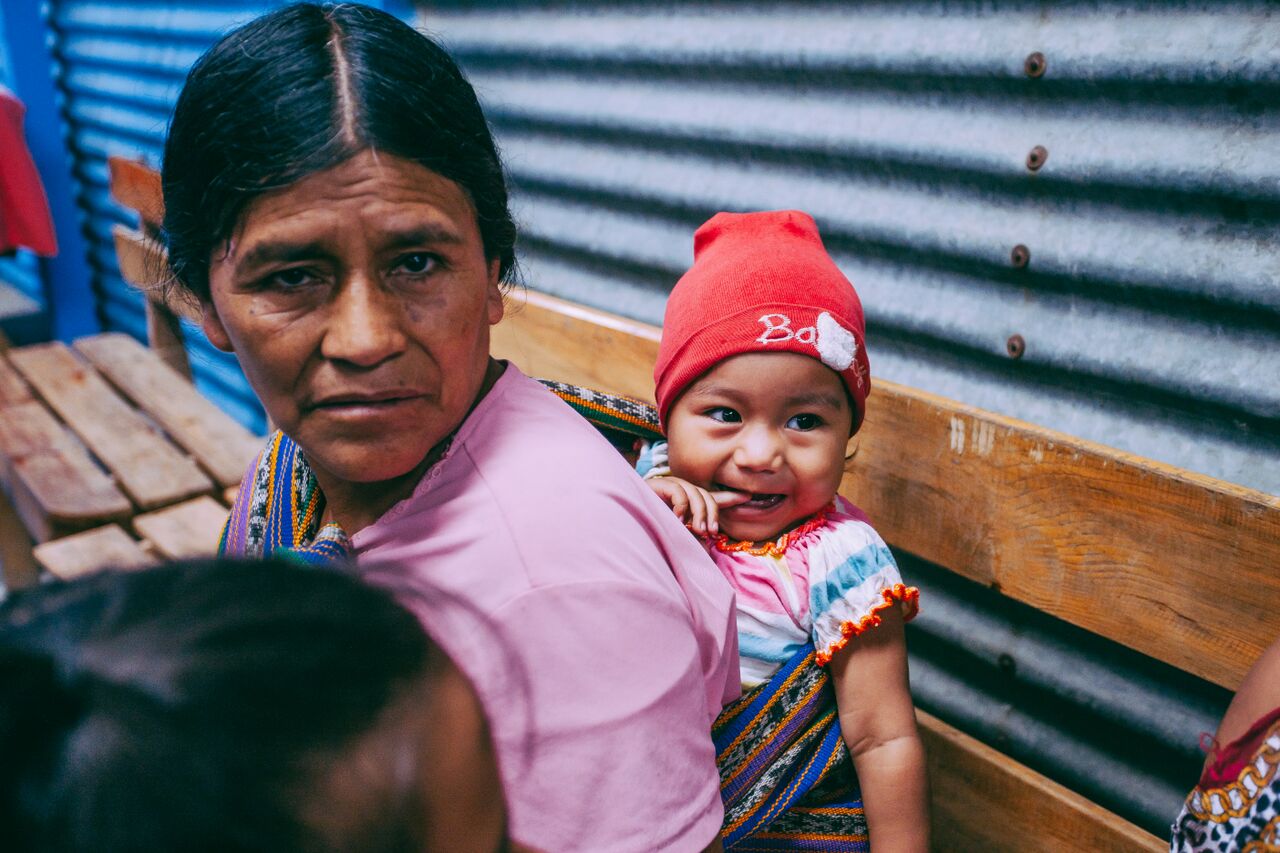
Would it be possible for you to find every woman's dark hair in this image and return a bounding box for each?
[0,559,441,853]
[162,2,517,302]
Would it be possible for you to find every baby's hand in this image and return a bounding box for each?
[647,476,749,536]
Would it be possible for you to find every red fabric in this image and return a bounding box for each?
[0,88,58,256]
[653,210,870,430]
[1200,704,1280,787]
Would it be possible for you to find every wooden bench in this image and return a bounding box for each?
[0,332,258,585]
[104,157,1280,851]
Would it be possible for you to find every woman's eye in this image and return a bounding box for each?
[267,268,316,289]
[396,253,438,275]
[705,407,741,423]
[787,413,823,431]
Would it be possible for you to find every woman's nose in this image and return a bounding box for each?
[320,275,408,367]
[732,425,784,473]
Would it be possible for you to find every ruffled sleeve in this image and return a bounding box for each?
[806,503,919,666]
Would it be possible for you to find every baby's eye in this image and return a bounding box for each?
[266,267,318,289]
[395,252,438,275]
[787,413,823,431]
[705,407,742,423]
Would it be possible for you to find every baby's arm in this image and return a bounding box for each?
[646,476,747,536]
[828,606,929,852]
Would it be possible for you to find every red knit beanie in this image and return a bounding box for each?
[654,210,870,432]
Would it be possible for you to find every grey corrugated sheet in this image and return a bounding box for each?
[423,0,1280,499]
[417,0,1266,838]
[43,0,285,433]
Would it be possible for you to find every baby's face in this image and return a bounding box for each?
[666,352,852,543]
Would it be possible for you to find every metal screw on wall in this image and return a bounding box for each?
[1006,334,1026,359]
[1026,146,1048,171]
[1024,52,1047,78]
[1010,244,1031,268]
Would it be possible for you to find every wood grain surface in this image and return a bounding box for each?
[33,524,155,580]
[0,356,32,406]
[112,225,202,323]
[133,496,228,560]
[492,288,1280,690]
[76,333,260,488]
[9,342,212,510]
[919,711,1163,852]
[108,156,164,231]
[0,401,132,540]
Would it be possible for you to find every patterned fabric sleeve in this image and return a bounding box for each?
[806,508,920,666]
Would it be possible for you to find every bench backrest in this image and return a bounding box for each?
[107,157,1280,852]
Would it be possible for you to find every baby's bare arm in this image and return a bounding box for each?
[828,607,930,852]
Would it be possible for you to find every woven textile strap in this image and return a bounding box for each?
[713,643,868,851]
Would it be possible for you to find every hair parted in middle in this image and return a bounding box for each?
[162,2,518,303]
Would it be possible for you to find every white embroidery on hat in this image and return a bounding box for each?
[757,314,795,343]
[815,312,856,371]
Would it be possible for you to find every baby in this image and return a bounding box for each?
[645,211,928,851]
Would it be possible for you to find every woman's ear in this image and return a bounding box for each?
[200,300,234,352]
[486,259,505,326]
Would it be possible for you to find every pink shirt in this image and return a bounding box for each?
[353,365,739,852]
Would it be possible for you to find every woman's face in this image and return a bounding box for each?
[202,150,503,487]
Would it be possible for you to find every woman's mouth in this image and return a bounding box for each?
[308,392,427,418]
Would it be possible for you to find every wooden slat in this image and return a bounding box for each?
[108,156,164,230]
[0,488,38,590]
[8,342,212,510]
[111,225,201,323]
[0,402,132,540]
[133,496,227,560]
[33,524,155,581]
[0,354,33,406]
[75,333,260,488]
[919,711,1162,852]
[491,289,1280,690]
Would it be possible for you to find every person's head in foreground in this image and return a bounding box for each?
[164,2,515,531]
[0,560,512,853]
[653,209,871,544]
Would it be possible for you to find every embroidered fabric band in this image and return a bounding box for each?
[713,642,868,851]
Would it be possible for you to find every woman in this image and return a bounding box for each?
[0,559,519,853]
[165,5,738,851]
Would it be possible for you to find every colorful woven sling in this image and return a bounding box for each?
[714,643,868,852]
[218,380,663,562]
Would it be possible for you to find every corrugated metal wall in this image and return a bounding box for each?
[415,0,1266,837]
[423,0,1280,500]
[41,0,289,433]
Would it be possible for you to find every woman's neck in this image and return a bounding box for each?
[314,358,506,535]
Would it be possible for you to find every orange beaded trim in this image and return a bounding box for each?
[815,584,921,666]
[709,504,833,557]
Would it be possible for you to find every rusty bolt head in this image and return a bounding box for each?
[1010,244,1030,268]
[1026,145,1048,171]
[1024,51,1047,78]
[1006,334,1026,359]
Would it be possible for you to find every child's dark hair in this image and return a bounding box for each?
[0,559,443,853]
[162,2,517,302]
